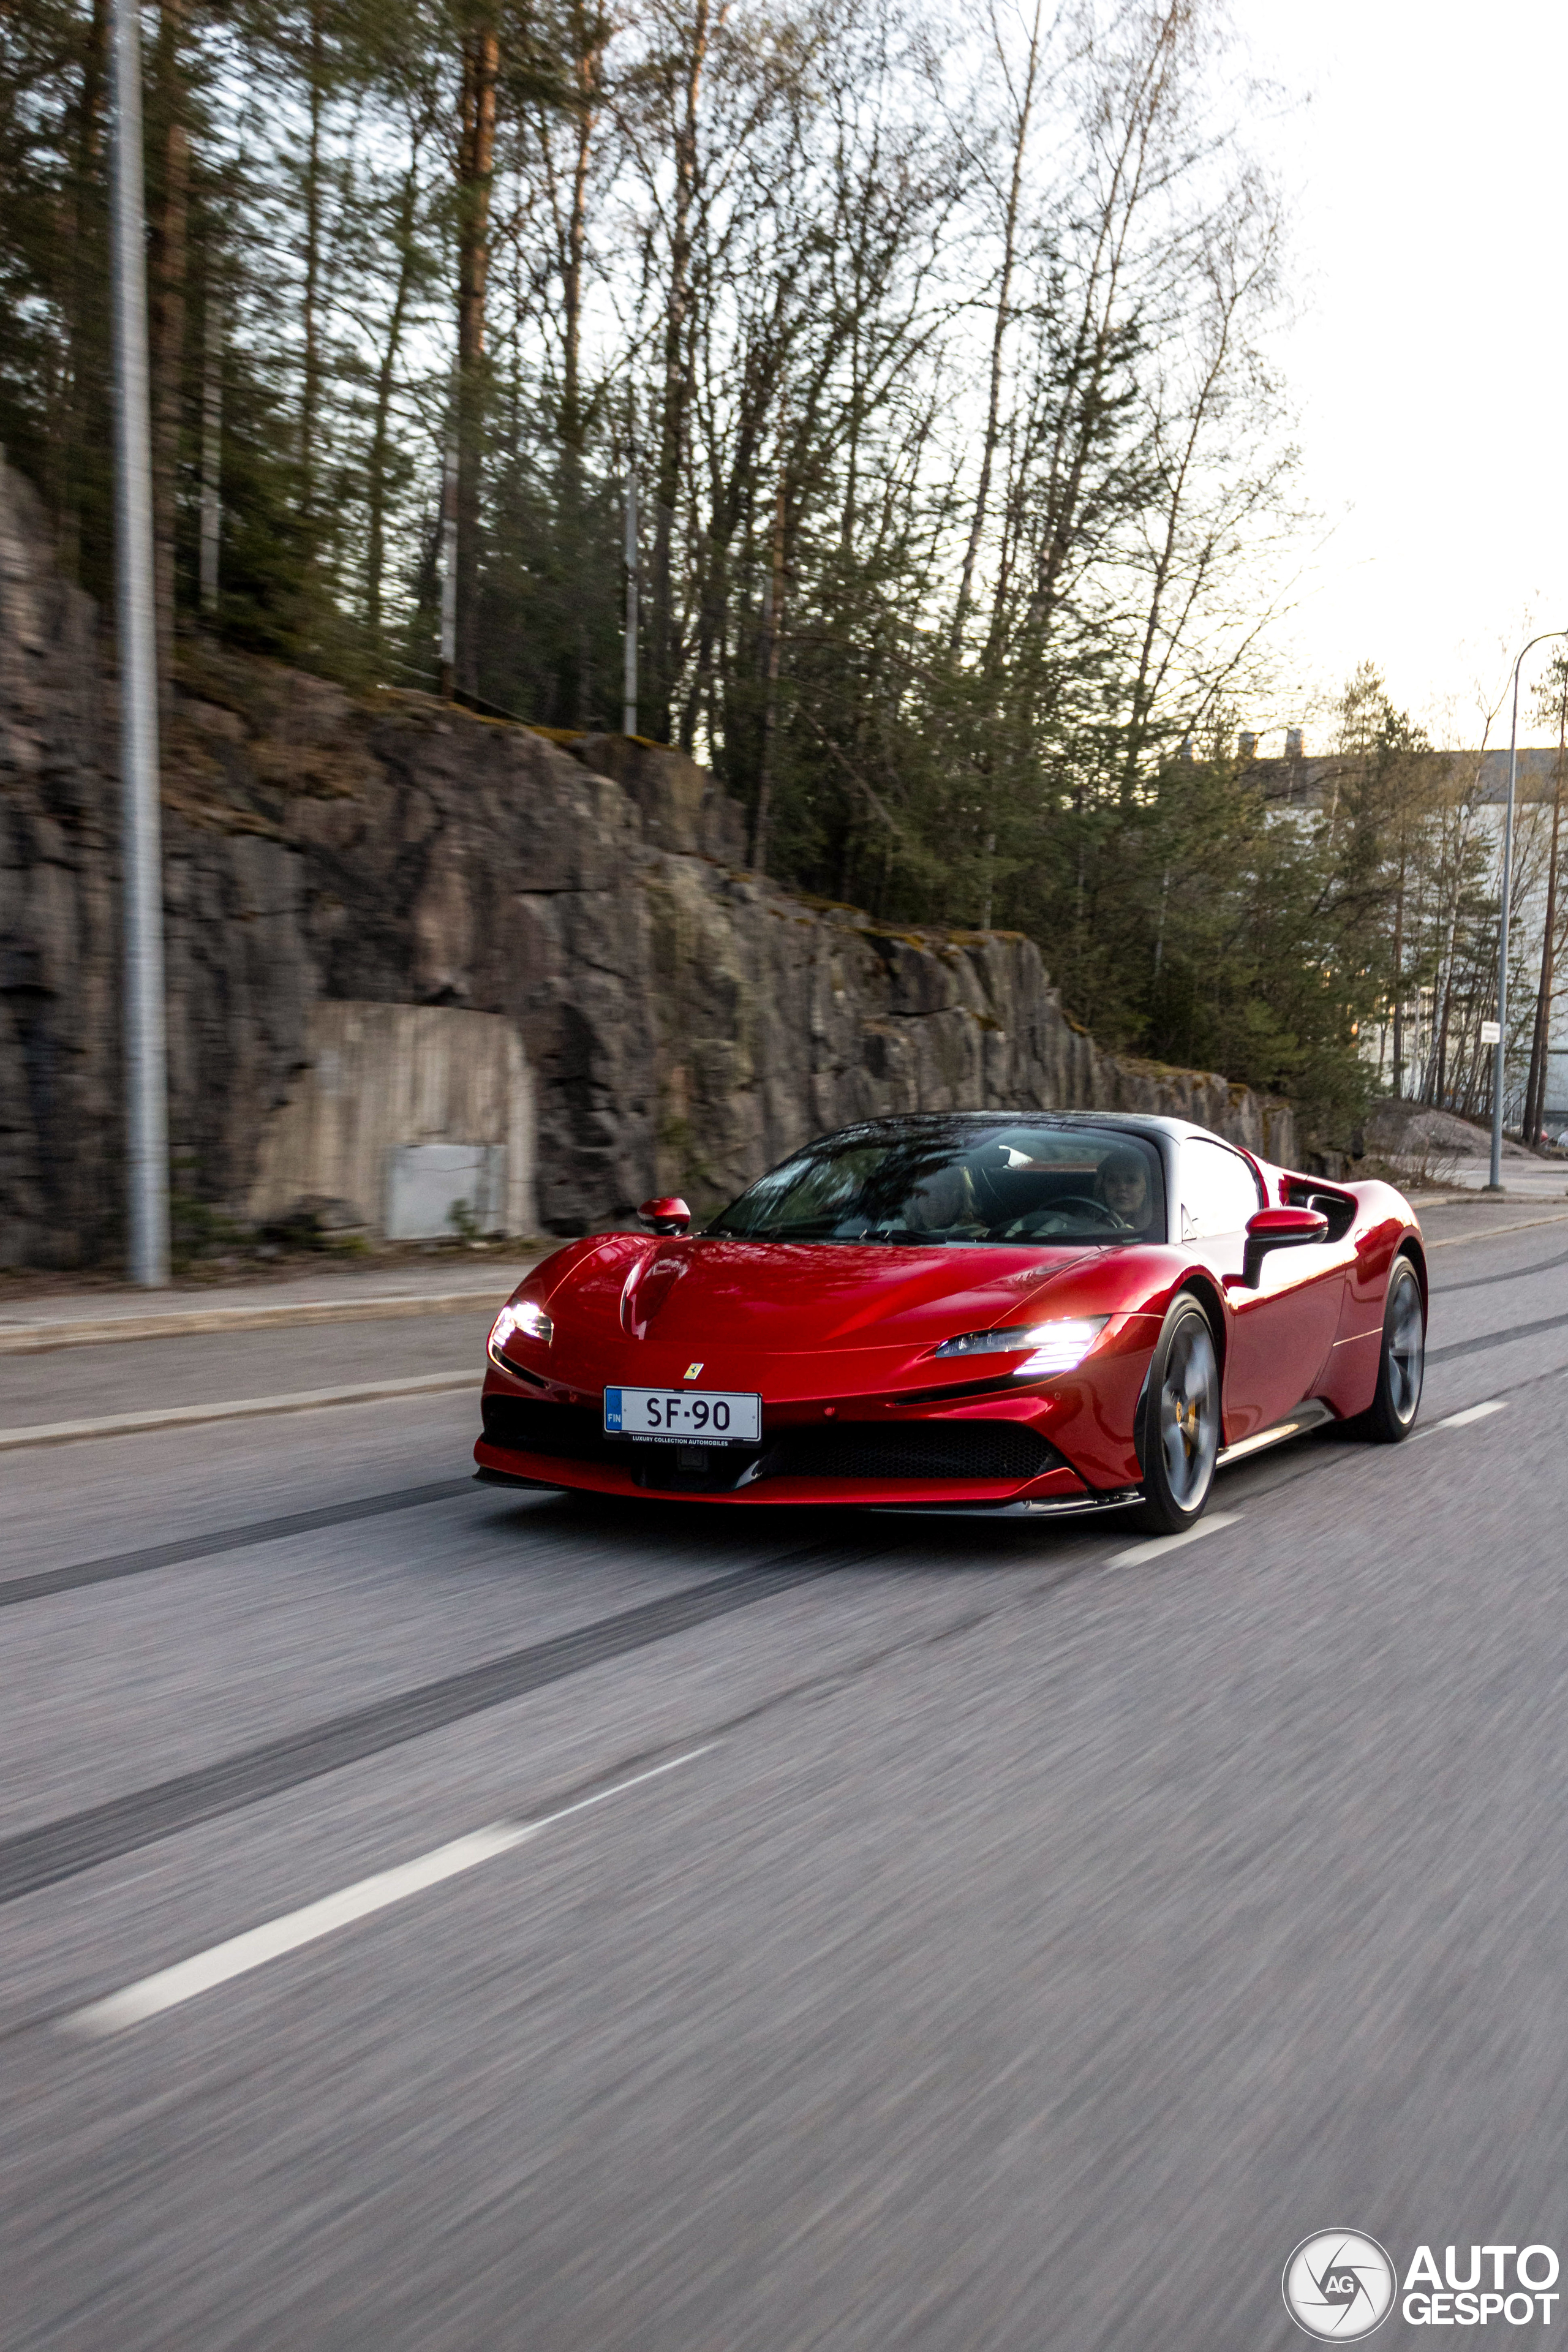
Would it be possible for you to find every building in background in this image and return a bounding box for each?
[1238,739,1568,1133]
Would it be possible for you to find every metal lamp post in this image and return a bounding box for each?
[110,0,170,1283]
[1488,628,1568,1193]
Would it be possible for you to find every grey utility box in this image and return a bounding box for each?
[385,1144,508,1240]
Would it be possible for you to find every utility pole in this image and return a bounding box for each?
[110,0,170,1285]
[622,461,638,736]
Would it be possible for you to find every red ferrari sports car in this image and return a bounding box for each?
[473,1112,1425,1535]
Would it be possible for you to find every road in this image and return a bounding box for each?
[4,1198,1568,2350]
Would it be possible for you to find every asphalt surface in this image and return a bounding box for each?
[4,1197,1568,2350]
[0,1312,491,1427]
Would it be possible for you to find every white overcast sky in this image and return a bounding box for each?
[1229,0,1568,749]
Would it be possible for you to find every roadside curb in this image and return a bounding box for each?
[0,1285,523,1356]
[1427,1209,1568,1250]
[0,1371,484,1450]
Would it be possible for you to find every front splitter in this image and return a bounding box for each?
[867,1487,1144,1520]
[472,1459,1131,1513]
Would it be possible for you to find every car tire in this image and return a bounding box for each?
[1131,1293,1222,1537]
[1357,1254,1424,1442]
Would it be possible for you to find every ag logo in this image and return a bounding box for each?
[1283,2231,1396,2339]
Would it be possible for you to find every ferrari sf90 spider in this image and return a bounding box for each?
[473,1113,1425,1534]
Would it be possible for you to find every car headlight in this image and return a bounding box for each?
[933,1316,1108,1373]
[489,1298,554,1367]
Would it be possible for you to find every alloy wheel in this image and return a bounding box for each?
[1385,1264,1424,1425]
[1158,1314,1220,1509]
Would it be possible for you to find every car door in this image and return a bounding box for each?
[1178,1137,1343,1439]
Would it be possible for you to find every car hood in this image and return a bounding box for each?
[543,1233,1109,1353]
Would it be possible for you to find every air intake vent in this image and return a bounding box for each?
[769,1422,1059,1483]
[481,1397,608,1461]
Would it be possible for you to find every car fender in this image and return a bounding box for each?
[1311,1183,1423,1419]
[1014,1251,1221,1488]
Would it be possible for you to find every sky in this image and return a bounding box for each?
[1228,0,1568,750]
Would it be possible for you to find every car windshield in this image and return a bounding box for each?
[707,1122,1166,1246]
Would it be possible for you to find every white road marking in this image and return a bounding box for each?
[1417,1399,1508,1436]
[1109,1512,1242,1569]
[0,1371,482,1452]
[58,1747,714,2040]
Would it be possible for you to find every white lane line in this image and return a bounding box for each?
[1109,1512,1242,1570]
[0,1371,482,1452]
[1416,1398,1508,1436]
[58,1747,713,2041]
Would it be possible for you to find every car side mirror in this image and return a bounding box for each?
[1238,1205,1329,1288]
[638,1196,692,1235]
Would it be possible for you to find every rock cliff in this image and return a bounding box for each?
[0,458,1293,1267]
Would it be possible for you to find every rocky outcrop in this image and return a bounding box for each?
[0,457,1293,1267]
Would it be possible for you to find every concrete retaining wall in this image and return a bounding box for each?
[246,1001,535,1237]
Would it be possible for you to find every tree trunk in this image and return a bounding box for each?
[56,0,109,586]
[1428,805,1472,1107]
[1430,993,1449,1107]
[650,0,709,744]
[560,1,601,723]
[1117,241,1257,795]
[150,0,188,715]
[950,0,1041,656]
[750,464,787,872]
[455,17,499,699]
[366,160,421,646]
[198,290,221,617]
[1023,6,1180,670]
[1390,845,1406,1098]
[299,0,325,522]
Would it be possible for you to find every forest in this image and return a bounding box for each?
[1,0,1550,1142]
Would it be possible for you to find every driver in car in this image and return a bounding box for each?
[1096,1148,1152,1231]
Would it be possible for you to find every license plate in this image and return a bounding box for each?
[603,1386,761,1446]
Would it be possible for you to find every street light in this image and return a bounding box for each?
[1487,628,1568,1193]
[110,0,170,1283]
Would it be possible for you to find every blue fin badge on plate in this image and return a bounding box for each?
[604,1389,623,1431]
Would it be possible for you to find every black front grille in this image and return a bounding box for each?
[481,1396,610,1462]
[482,1395,1058,1490]
[767,1420,1059,1483]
